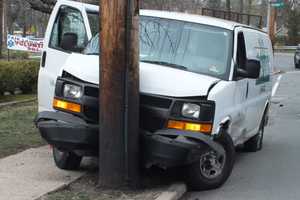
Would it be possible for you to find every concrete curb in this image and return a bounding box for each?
[155,183,187,200]
[34,173,86,200]
[0,98,37,108]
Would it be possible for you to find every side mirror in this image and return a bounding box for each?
[236,59,261,79]
[60,32,78,52]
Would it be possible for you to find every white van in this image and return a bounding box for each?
[35,0,273,190]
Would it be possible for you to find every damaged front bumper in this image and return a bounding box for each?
[35,111,224,169]
[142,129,225,169]
[35,111,98,151]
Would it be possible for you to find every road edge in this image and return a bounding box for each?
[155,183,187,200]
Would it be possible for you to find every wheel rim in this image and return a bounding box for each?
[199,151,226,179]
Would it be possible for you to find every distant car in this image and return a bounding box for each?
[295,45,300,69]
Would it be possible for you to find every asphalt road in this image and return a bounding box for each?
[183,71,300,200]
[274,52,295,72]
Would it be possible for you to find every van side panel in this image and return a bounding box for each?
[209,27,273,146]
[242,29,273,140]
[208,81,247,145]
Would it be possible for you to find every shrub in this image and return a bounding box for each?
[0,60,40,95]
[2,50,30,60]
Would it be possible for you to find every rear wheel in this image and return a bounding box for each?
[244,116,265,152]
[53,147,82,170]
[185,132,235,191]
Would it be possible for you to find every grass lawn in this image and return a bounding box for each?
[0,94,37,104]
[0,101,45,158]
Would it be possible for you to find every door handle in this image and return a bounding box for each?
[41,51,47,68]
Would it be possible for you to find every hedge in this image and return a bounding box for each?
[0,60,40,95]
[2,50,30,60]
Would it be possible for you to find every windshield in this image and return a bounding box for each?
[83,16,233,79]
[83,33,99,55]
[87,12,99,37]
[140,17,233,79]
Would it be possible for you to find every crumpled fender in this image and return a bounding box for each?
[154,129,226,157]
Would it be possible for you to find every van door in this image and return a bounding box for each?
[38,1,97,112]
[231,30,249,143]
[242,29,270,136]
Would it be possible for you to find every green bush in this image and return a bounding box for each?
[2,50,30,60]
[274,36,287,46]
[0,60,40,95]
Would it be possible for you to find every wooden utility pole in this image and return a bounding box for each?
[268,6,277,45]
[99,0,140,188]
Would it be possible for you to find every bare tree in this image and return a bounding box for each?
[226,0,231,12]
[239,0,244,13]
[0,0,3,57]
[25,0,98,13]
[25,0,55,14]
[247,0,253,14]
[7,0,21,33]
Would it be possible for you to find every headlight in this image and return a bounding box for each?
[182,103,200,119]
[63,84,83,99]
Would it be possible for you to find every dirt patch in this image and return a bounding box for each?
[40,164,183,200]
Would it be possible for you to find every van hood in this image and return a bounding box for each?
[62,53,220,97]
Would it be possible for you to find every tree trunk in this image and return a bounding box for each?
[239,0,244,13]
[247,0,253,14]
[3,0,7,45]
[226,0,231,20]
[0,0,3,58]
[226,0,231,12]
[99,0,140,188]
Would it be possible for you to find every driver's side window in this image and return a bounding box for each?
[49,6,88,52]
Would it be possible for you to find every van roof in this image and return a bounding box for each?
[57,0,98,11]
[140,10,260,32]
[57,0,263,32]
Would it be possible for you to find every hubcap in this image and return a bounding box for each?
[199,151,226,179]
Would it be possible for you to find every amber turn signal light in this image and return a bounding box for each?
[53,98,81,113]
[167,120,212,134]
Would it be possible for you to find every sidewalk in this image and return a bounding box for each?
[0,146,85,200]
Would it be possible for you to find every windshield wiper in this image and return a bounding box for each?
[86,53,99,55]
[141,60,187,71]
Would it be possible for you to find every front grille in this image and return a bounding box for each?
[84,86,98,98]
[82,89,171,131]
[83,105,98,122]
[140,94,171,132]
[82,85,99,123]
[140,94,172,109]
[140,107,167,132]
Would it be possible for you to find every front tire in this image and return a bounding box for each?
[243,116,265,152]
[53,147,82,170]
[185,132,235,191]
